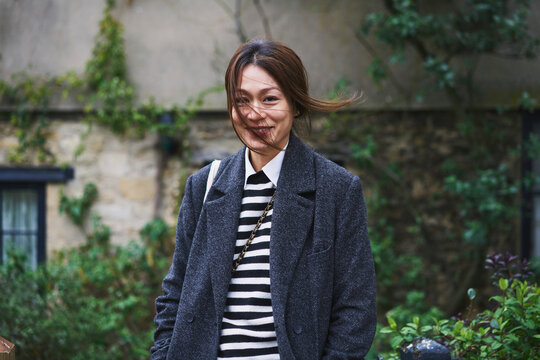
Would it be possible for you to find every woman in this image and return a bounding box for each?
[151,39,376,360]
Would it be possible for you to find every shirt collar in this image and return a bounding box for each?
[244,141,288,188]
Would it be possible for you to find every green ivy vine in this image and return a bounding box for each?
[59,183,99,226]
[0,0,220,165]
[360,0,540,109]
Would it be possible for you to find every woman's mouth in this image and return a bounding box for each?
[249,127,272,136]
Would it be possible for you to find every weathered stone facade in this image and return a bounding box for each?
[0,105,528,316]
[0,114,242,253]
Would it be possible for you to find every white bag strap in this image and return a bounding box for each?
[204,160,221,203]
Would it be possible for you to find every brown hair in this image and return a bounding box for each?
[225,39,358,138]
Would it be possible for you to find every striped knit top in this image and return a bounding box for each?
[217,148,285,360]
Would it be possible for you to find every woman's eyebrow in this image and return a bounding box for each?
[236,87,281,94]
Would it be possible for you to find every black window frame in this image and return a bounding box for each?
[521,110,540,260]
[0,166,74,267]
[0,182,46,265]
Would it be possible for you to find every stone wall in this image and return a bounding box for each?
[0,107,526,313]
[0,110,364,256]
[0,113,243,254]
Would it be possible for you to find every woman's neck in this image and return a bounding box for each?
[248,149,279,172]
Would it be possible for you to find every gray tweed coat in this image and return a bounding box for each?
[151,133,376,359]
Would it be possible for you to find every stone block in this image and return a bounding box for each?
[93,203,133,221]
[117,177,156,200]
[85,133,105,153]
[46,184,87,254]
[0,136,18,149]
[98,152,130,176]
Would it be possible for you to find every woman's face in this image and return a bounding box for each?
[232,64,294,164]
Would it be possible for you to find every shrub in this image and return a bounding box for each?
[378,256,540,359]
[0,217,173,360]
[367,290,444,360]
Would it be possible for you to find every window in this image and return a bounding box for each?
[522,111,540,260]
[0,166,74,269]
[0,183,45,269]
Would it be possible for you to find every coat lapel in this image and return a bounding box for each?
[205,149,245,322]
[269,133,316,322]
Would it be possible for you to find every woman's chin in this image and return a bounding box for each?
[246,142,273,155]
[243,134,272,151]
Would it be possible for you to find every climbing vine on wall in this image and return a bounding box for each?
[0,0,219,165]
[0,73,60,163]
[311,0,540,322]
[360,0,539,110]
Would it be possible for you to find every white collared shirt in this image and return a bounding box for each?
[243,142,288,188]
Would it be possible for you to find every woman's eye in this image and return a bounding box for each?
[264,96,278,102]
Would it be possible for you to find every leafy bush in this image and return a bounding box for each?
[378,256,540,359]
[444,164,521,247]
[367,290,444,360]
[0,217,173,360]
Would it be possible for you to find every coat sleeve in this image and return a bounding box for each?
[151,175,199,359]
[323,176,377,359]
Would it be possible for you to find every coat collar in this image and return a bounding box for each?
[210,132,315,195]
[276,132,316,194]
[204,132,316,332]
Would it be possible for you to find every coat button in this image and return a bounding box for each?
[185,313,194,323]
[294,326,302,334]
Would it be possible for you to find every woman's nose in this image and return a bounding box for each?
[246,104,265,121]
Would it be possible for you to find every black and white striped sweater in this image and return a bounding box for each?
[218,170,279,360]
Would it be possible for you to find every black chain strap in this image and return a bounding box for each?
[231,191,276,274]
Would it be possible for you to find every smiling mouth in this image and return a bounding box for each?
[249,127,272,136]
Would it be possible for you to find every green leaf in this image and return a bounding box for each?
[390,334,404,348]
[420,325,433,333]
[380,327,394,334]
[499,278,509,291]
